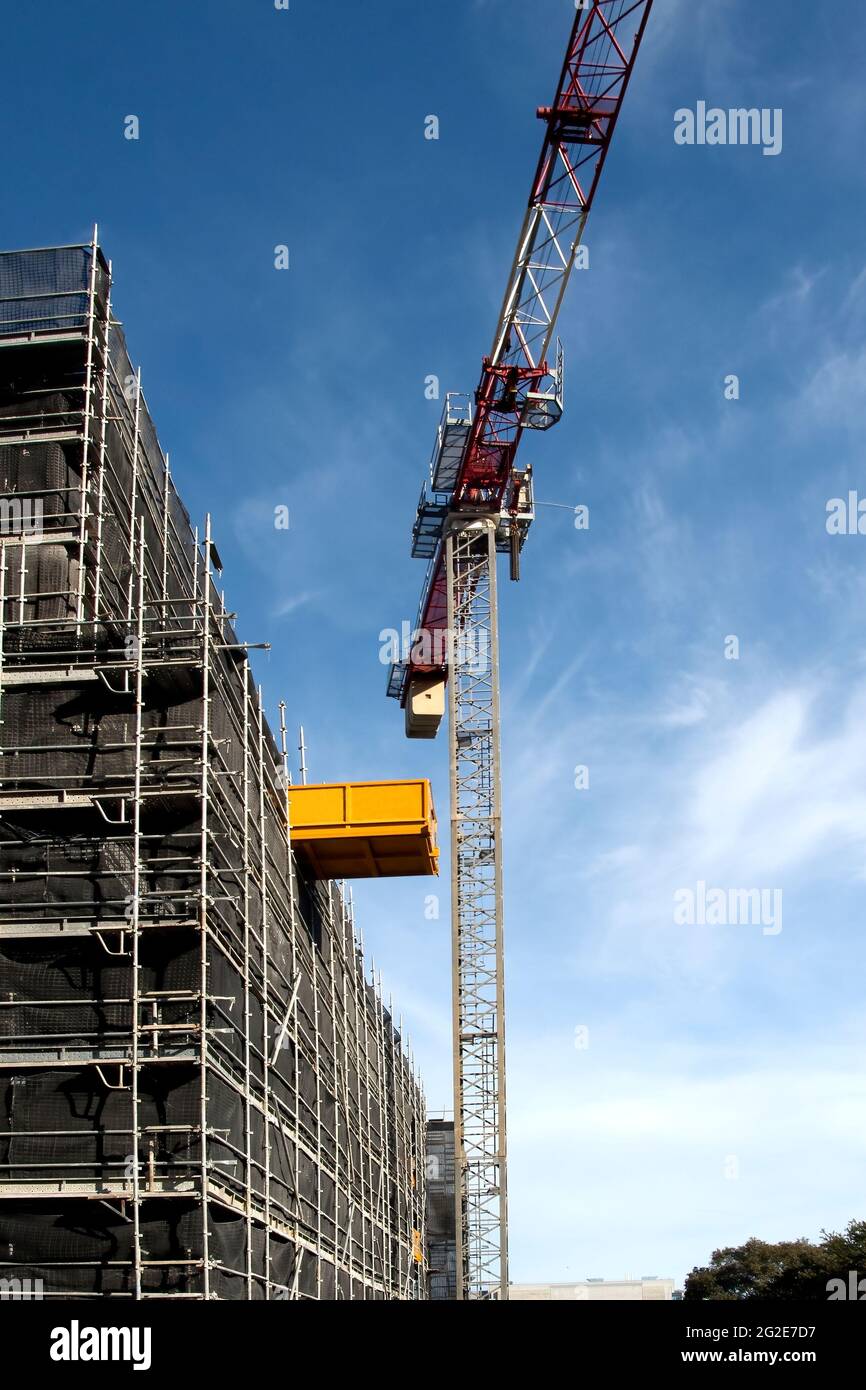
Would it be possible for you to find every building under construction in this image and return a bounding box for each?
[0,239,427,1300]
[425,1118,456,1301]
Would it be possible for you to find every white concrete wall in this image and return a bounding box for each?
[508,1279,674,1301]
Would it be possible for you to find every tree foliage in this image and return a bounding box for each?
[683,1221,866,1300]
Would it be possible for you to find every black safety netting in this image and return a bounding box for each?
[0,247,106,337]
[0,1199,255,1297]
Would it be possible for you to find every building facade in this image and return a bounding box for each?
[426,1117,456,1300]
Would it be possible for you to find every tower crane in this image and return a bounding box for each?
[386,1,655,1300]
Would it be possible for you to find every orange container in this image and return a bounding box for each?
[288,779,439,880]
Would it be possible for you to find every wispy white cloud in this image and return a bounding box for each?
[271,590,316,619]
[799,345,866,430]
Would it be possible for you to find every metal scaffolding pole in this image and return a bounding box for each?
[445,517,508,1301]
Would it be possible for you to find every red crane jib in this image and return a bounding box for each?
[457,362,545,501]
[405,0,654,681]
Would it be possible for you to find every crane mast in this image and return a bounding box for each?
[387,1,654,1300]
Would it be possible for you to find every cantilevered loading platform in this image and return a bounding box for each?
[288,779,439,879]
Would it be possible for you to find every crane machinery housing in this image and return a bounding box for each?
[386,0,655,1301]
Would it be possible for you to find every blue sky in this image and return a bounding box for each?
[7,0,866,1288]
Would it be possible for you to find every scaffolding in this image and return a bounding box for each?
[0,236,426,1299]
